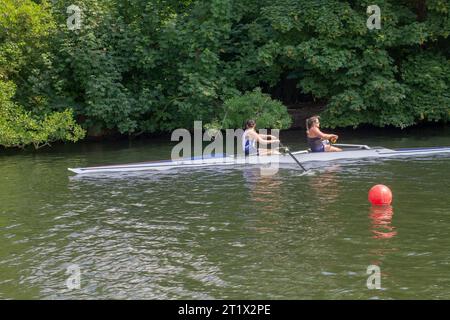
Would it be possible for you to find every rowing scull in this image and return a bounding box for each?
[68,144,450,175]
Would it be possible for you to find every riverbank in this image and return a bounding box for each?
[1,123,450,157]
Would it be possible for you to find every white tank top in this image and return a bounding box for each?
[242,129,258,154]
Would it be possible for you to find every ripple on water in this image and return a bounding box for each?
[2,151,450,299]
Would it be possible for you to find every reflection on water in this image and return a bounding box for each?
[242,168,284,213]
[367,205,398,295]
[308,165,342,207]
[2,127,450,299]
[369,206,397,240]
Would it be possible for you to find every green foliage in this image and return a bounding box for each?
[0,81,85,149]
[2,0,450,150]
[0,0,55,89]
[206,88,292,130]
[43,0,238,134]
[401,52,450,123]
[0,0,84,149]
[250,0,450,128]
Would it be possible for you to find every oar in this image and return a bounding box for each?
[279,142,307,172]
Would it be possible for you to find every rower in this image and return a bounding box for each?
[242,119,281,156]
[306,116,342,152]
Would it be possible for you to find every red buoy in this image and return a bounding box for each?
[368,185,393,206]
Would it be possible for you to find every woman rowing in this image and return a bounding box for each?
[306,116,342,152]
[242,119,281,156]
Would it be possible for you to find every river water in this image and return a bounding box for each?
[1,126,450,299]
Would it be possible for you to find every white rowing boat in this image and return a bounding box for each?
[68,144,450,174]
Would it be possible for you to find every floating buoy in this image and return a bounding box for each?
[368,184,393,206]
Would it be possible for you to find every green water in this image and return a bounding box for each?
[1,127,450,299]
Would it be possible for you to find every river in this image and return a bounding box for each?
[1,126,450,299]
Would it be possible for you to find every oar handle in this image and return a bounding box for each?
[279,142,307,172]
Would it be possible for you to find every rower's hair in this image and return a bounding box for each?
[245,119,256,129]
[306,116,320,131]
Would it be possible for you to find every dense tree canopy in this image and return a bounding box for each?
[0,0,449,148]
[0,0,85,148]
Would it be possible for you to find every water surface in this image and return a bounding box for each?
[1,127,450,299]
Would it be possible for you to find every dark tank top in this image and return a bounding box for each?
[307,137,325,152]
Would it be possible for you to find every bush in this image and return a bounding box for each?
[205,88,292,130]
[0,81,85,149]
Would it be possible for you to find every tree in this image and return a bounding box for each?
[0,0,84,149]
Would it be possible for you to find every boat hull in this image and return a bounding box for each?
[68,146,450,174]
